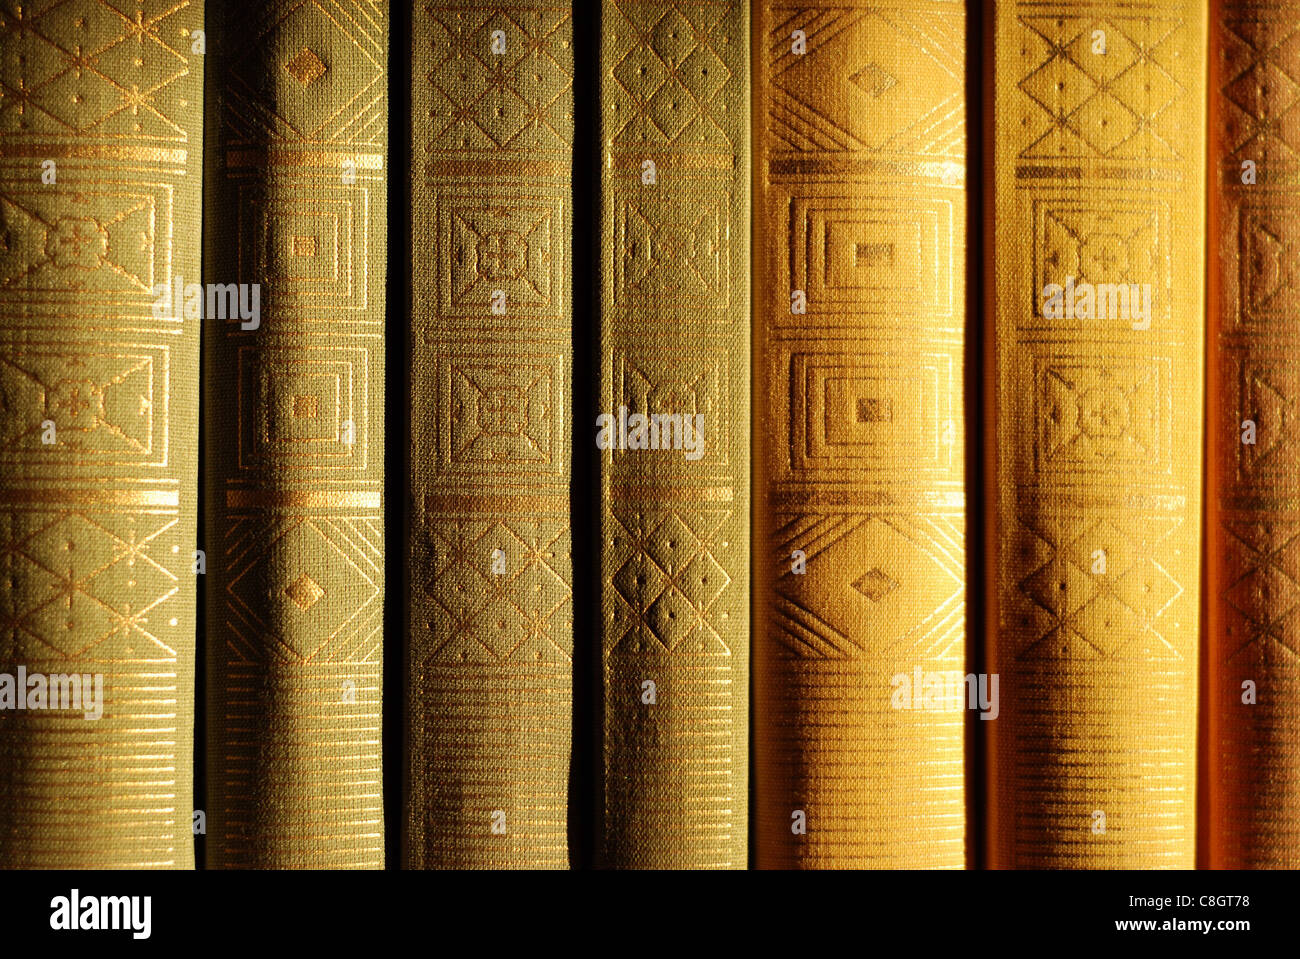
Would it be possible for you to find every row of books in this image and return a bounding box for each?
[0,0,1293,869]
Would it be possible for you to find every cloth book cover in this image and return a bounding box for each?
[597,0,751,869]
[404,1,575,868]
[985,0,1206,867]
[0,0,204,868]
[752,0,969,869]
[203,0,387,868]
[1206,0,1300,868]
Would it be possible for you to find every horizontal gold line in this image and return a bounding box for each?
[769,156,963,181]
[226,490,380,509]
[610,152,733,171]
[766,489,965,509]
[426,157,569,177]
[0,143,187,163]
[0,488,179,507]
[226,150,384,170]
[1015,164,1182,182]
[420,492,569,514]
[609,484,733,502]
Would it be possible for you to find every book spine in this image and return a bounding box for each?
[404,2,575,868]
[986,0,1205,867]
[204,0,387,868]
[598,0,750,869]
[753,0,968,868]
[0,0,204,868]
[1207,0,1300,868]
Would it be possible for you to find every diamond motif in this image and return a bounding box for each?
[226,519,378,662]
[1064,21,1139,82]
[1234,41,1300,110]
[225,0,384,143]
[678,552,728,608]
[606,0,733,150]
[428,551,492,622]
[1220,41,1300,163]
[1221,520,1300,661]
[612,553,670,609]
[425,8,573,153]
[646,588,697,646]
[1073,92,1138,154]
[22,590,117,658]
[285,47,328,86]
[465,597,531,659]
[849,63,898,99]
[770,8,963,153]
[1122,57,1182,118]
[3,513,178,661]
[772,515,963,657]
[1017,15,1186,159]
[649,8,697,68]
[1019,55,1096,119]
[1020,555,1096,619]
[852,566,899,602]
[1063,519,1136,576]
[642,512,697,573]
[1067,593,1142,656]
[284,572,325,611]
[1112,560,1182,619]
[0,1,193,141]
[84,548,177,618]
[678,43,729,102]
[470,87,531,147]
[612,44,666,99]
[605,508,732,654]
[419,519,572,664]
[1011,514,1185,661]
[646,78,694,139]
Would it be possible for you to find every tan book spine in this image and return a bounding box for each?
[203,0,387,868]
[404,1,575,868]
[0,0,204,868]
[598,0,750,869]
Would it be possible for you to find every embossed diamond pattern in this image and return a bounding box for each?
[607,508,732,654]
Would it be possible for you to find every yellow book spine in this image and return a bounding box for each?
[598,0,750,869]
[987,0,1205,867]
[753,0,968,869]
[203,0,387,868]
[0,0,204,868]
[404,1,575,868]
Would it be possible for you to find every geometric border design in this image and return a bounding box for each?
[788,349,954,479]
[788,193,952,321]
[1030,350,1173,478]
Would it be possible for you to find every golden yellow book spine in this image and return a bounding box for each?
[753,0,968,869]
[204,0,387,868]
[987,0,1205,867]
[598,0,750,869]
[1207,0,1300,868]
[404,2,575,868]
[0,0,204,868]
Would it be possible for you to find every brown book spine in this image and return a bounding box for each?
[1207,0,1300,868]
